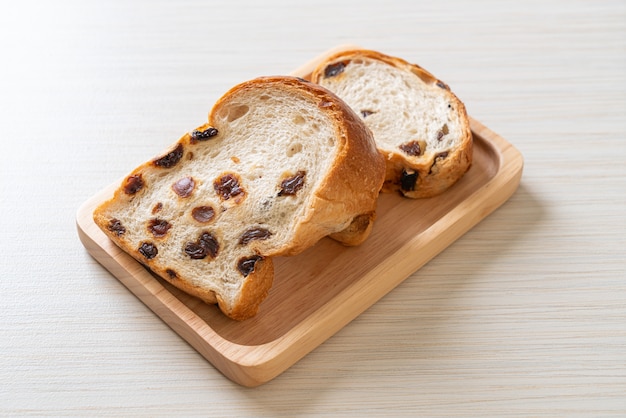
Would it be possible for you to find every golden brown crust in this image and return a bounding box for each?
[225,256,273,320]
[311,49,473,199]
[380,133,472,198]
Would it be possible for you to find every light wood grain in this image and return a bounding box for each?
[76,59,523,385]
[2,0,625,415]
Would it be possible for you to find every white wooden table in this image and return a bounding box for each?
[1,0,624,415]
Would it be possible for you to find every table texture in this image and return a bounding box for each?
[1,0,625,416]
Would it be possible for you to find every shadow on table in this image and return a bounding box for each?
[231,182,546,411]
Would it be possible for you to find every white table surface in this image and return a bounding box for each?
[1,0,625,416]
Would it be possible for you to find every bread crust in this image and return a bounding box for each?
[93,76,384,320]
[311,49,473,199]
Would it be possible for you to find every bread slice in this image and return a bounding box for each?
[311,49,472,198]
[93,76,385,320]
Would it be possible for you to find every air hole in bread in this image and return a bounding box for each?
[293,115,306,125]
[286,142,303,157]
[222,104,250,122]
[259,95,270,101]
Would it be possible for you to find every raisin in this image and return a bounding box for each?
[399,141,422,156]
[153,143,184,168]
[400,168,418,192]
[191,206,215,223]
[165,269,178,279]
[152,202,163,214]
[108,218,126,236]
[437,124,449,141]
[214,173,244,201]
[436,80,449,90]
[278,171,306,196]
[324,61,346,78]
[148,218,171,237]
[184,242,207,259]
[360,110,375,118]
[237,255,263,277]
[172,176,195,198]
[184,232,219,259]
[191,127,218,142]
[123,174,144,195]
[139,242,158,259]
[239,228,272,246]
[260,198,272,210]
[199,232,219,258]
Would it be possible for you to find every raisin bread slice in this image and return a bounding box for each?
[93,76,385,320]
[311,49,472,198]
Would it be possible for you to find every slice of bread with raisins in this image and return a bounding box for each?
[311,49,472,198]
[93,76,385,320]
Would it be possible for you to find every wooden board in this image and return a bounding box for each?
[76,46,524,387]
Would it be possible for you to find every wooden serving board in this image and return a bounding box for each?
[76,46,524,387]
